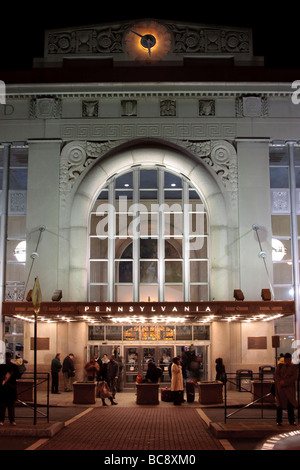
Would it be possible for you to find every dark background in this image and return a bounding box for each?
[0,4,299,71]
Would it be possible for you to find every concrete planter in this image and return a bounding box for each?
[198,381,223,404]
[136,383,159,405]
[16,380,34,402]
[251,380,275,403]
[73,381,97,404]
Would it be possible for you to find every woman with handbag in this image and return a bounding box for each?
[97,380,118,406]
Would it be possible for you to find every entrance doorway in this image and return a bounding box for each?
[124,345,208,386]
[125,346,173,384]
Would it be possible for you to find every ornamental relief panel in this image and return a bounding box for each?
[59,139,238,203]
[46,23,250,58]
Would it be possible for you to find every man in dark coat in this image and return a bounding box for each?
[51,353,62,393]
[275,352,298,425]
[62,354,75,392]
[0,352,21,425]
[106,355,119,399]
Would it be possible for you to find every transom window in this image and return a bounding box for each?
[89,166,209,302]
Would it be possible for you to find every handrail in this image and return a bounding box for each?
[224,372,278,423]
[16,372,50,423]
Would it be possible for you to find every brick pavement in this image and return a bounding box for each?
[33,406,225,451]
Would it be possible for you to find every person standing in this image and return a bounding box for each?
[171,356,184,406]
[215,357,226,384]
[14,354,28,377]
[275,352,298,425]
[51,353,62,394]
[84,356,100,381]
[0,352,21,425]
[107,355,119,400]
[62,353,75,392]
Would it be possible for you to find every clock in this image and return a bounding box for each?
[124,20,172,62]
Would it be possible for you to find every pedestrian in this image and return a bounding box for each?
[107,355,119,400]
[171,356,184,406]
[51,353,62,394]
[14,354,28,377]
[97,381,118,406]
[84,356,100,381]
[102,353,109,364]
[215,357,226,383]
[144,361,160,383]
[0,352,21,425]
[62,353,75,392]
[274,352,298,425]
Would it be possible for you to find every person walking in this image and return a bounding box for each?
[107,355,119,400]
[0,352,21,425]
[62,353,75,392]
[274,352,298,425]
[51,353,62,394]
[171,356,184,406]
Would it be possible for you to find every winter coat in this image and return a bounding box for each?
[51,357,62,373]
[0,361,21,403]
[275,362,298,409]
[171,363,183,392]
[84,360,100,379]
[107,360,119,381]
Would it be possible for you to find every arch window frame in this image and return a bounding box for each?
[88,165,209,302]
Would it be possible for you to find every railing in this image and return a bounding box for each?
[15,372,50,423]
[224,372,282,423]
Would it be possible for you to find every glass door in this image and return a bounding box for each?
[124,345,175,385]
[125,347,140,384]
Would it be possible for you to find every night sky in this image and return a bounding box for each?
[0,5,299,71]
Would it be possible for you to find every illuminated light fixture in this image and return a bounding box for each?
[261,289,272,301]
[14,241,26,262]
[234,289,244,301]
[272,238,287,261]
[263,314,283,322]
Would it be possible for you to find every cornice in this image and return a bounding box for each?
[5,82,294,99]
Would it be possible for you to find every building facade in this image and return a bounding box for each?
[0,19,298,385]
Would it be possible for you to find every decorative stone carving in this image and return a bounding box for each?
[178,140,237,193]
[60,139,238,207]
[5,282,25,302]
[60,140,121,198]
[30,97,62,119]
[271,189,290,213]
[82,100,99,117]
[45,21,252,61]
[9,191,27,215]
[168,25,249,54]
[121,100,137,116]
[236,96,268,117]
[160,100,176,116]
[199,100,215,116]
[47,25,124,55]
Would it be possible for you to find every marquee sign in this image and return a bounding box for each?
[2,300,295,323]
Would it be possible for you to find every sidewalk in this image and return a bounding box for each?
[0,386,298,445]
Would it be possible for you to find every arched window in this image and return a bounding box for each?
[89,166,209,302]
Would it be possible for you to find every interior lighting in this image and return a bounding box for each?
[14,241,26,262]
[272,238,287,261]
